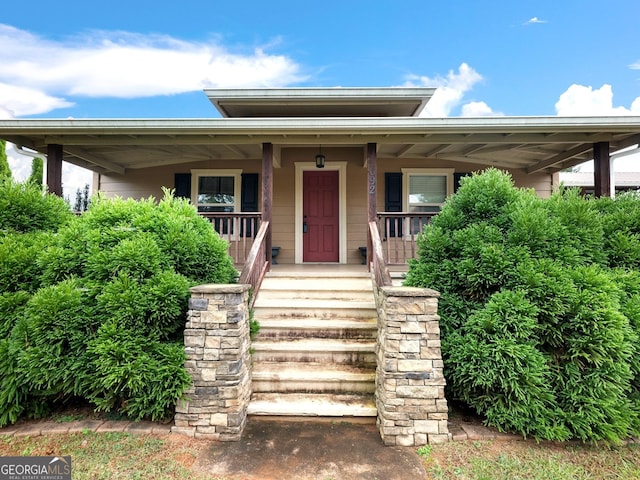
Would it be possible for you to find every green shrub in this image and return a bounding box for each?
[0,336,30,427]
[18,279,96,397]
[96,271,191,340]
[597,193,640,269]
[434,167,521,232]
[0,291,30,338]
[406,168,640,442]
[550,266,637,442]
[0,180,72,233]
[0,231,54,293]
[77,190,237,284]
[87,321,190,421]
[85,233,167,282]
[0,186,237,426]
[445,290,568,440]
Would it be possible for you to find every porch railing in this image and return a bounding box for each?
[369,221,392,287]
[238,220,270,309]
[376,212,437,265]
[198,212,262,265]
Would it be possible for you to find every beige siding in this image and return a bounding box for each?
[98,159,262,200]
[271,157,296,264]
[376,158,554,205]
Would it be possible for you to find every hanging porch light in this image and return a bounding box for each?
[315,146,325,168]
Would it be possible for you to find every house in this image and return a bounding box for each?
[1,87,639,267]
[560,170,640,196]
[2,87,640,444]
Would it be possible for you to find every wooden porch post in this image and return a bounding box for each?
[366,143,377,269]
[262,142,273,266]
[593,142,611,198]
[46,144,63,197]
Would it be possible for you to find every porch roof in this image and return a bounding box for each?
[1,112,639,176]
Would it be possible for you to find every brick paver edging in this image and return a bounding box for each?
[0,419,172,438]
[0,419,500,442]
[5,419,639,445]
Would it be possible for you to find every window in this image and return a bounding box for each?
[408,175,447,213]
[191,169,241,213]
[191,169,242,235]
[402,168,454,233]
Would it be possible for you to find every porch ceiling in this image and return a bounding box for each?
[1,116,639,175]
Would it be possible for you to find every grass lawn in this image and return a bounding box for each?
[421,439,640,479]
[1,430,640,479]
[0,432,212,480]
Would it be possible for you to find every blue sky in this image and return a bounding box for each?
[1,0,639,191]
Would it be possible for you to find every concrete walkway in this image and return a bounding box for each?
[194,420,426,480]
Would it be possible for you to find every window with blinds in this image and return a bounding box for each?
[408,175,447,212]
[402,168,454,235]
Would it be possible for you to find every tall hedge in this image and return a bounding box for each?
[0,187,237,426]
[405,168,640,442]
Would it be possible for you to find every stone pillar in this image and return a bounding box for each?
[172,284,252,441]
[374,285,449,446]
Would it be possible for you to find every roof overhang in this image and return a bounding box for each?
[205,87,435,118]
[1,116,639,176]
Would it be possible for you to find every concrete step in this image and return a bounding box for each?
[265,269,371,279]
[252,362,375,394]
[248,267,378,418]
[256,318,377,340]
[248,392,377,418]
[256,288,374,302]
[251,339,376,366]
[259,276,373,289]
[253,299,376,320]
[256,271,374,301]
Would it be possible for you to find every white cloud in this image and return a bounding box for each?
[0,23,305,197]
[6,144,32,181]
[404,63,485,117]
[461,101,503,117]
[524,17,547,25]
[0,83,73,118]
[555,84,640,116]
[0,24,306,103]
[556,84,640,173]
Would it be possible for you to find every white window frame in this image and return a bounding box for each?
[401,168,454,235]
[191,169,242,238]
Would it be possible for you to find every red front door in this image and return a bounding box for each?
[303,170,339,262]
